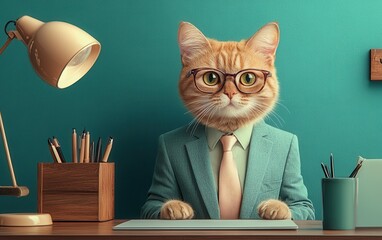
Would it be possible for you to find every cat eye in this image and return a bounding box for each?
[203,71,220,86]
[187,68,271,94]
[240,72,256,86]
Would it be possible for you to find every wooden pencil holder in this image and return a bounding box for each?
[37,162,115,221]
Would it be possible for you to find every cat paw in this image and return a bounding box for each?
[257,199,292,220]
[160,200,194,219]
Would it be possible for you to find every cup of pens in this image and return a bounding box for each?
[322,178,357,230]
[321,154,360,230]
[38,128,115,221]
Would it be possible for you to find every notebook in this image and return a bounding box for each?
[356,158,382,227]
[113,219,298,230]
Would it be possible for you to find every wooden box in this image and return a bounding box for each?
[38,163,114,221]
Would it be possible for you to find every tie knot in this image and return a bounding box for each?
[220,135,237,152]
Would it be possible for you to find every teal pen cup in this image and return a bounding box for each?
[322,178,357,230]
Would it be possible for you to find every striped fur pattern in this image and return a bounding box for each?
[178,22,280,133]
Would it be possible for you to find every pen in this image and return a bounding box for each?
[324,165,330,177]
[321,162,330,178]
[90,141,95,163]
[349,159,364,178]
[48,138,62,163]
[72,128,78,163]
[53,137,66,163]
[330,153,335,178]
[101,137,113,162]
[95,137,102,163]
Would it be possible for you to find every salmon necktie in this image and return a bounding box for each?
[218,135,242,219]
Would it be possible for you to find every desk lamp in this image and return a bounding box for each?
[0,15,101,226]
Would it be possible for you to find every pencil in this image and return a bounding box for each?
[84,131,90,163]
[53,137,66,163]
[101,137,113,162]
[79,130,86,163]
[48,138,62,163]
[72,128,78,163]
[47,139,56,162]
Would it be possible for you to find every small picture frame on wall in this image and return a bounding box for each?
[370,49,382,80]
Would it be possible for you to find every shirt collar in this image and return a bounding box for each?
[206,123,254,150]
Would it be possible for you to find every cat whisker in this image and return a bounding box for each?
[186,102,216,135]
[197,104,216,126]
[183,100,211,115]
[248,101,285,128]
[183,97,215,107]
[256,100,286,127]
[268,109,285,127]
[206,106,218,127]
[183,99,215,115]
[275,101,291,114]
[265,113,281,128]
[248,104,268,120]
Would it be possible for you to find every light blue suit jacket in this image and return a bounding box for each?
[141,121,315,220]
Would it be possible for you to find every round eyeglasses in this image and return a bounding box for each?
[186,68,271,94]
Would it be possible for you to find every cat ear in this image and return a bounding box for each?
[178,22,211,65]
[245,22,280,62]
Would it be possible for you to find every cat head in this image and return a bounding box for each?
[178,22,280,133]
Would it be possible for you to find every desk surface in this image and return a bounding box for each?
[0,220,382,240]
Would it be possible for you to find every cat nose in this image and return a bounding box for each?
[224,81,237,99]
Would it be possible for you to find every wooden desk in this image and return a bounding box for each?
[0,220,382,240]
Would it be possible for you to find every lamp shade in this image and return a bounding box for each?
[15,16,101,88]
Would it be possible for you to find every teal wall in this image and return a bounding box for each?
[1,0,382,220]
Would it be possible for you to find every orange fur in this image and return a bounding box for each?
[178,22,280,132]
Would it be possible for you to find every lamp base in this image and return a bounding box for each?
[0,213,52,226]
[0,186,29,197]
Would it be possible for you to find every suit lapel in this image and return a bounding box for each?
[186,126,220,219]
[240,121,273,218]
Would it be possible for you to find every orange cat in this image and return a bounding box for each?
[178,22,279,133]
[141,22,315,220]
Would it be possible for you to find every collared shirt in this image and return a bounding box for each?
[205,124,254,192]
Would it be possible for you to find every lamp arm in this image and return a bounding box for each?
[0,31,16,55]
[0,112,18,187]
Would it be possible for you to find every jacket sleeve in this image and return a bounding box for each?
[140,134,182,219]
[280,135,315,220]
